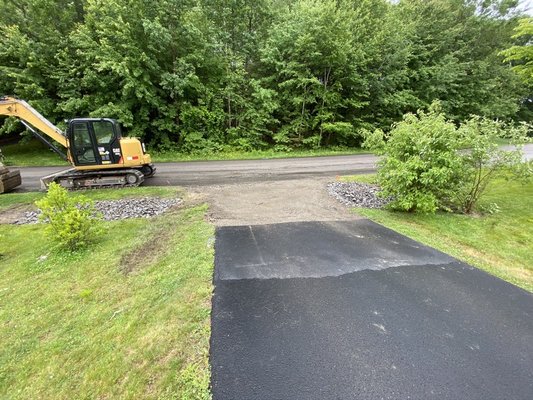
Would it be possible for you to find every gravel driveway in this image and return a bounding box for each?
[189,177,360,226]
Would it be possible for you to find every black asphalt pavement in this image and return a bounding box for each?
[12,153,378,191]
[11,143,533,191]
[211,220,533,400]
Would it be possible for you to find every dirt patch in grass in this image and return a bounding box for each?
[0,203,35,224]
[119,220,175,275]
[118,198,198,275]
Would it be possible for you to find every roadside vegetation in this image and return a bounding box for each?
[151,146,368,163]
[1,1,531,154]
[0,139,369,167]
[363,102,530,214]
[0,187,213,399]
[1,140,69,167]
[342,174,533,292]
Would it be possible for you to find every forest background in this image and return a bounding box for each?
[0,0,531,153]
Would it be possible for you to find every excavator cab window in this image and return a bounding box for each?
[69,119,122,166]
[93,121,114,145]
[72,122,97,165]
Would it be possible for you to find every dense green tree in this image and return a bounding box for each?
[261,0,383,148]
[500,17,533,121]
[0,0,530,151]
[0,0,84,126]
[202,0,278,149]
[501,17,533,85]
[54,0,226,146]
[394,0,525,120]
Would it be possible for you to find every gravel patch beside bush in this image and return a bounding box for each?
[327,181,391,209]
[15,197,182,225]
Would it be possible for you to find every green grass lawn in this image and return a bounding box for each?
[1,140,70,167]
[1,135,528,167]
[1,139,368,167]
[152,146,368,163]
[0,188,213,399]
[343,175,533,292]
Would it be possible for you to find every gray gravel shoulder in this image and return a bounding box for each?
[13,197,182,224]
[7,178,386,227]
[327,181,392,209]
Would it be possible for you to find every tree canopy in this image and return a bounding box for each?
[501,17,533,84]
[0,0,530,151]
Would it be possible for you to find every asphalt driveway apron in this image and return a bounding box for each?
[211,220,533,400]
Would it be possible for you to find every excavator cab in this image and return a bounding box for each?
[68,118,123,166]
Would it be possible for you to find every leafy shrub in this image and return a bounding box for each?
[35,183,101,251]
[456,117,529,213]
[364,102,464,213]
[365,102,530,214]
[178,104,225,154]
[321,122,359,146]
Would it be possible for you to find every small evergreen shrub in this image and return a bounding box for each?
[35,183,101,251]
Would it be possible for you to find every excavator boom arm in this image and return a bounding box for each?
[0,96,68,148]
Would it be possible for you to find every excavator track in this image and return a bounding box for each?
[42,169,145,190]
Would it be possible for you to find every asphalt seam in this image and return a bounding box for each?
[214,260,464,283]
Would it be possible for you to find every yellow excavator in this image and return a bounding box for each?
[0,96,155,192]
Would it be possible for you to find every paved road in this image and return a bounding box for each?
[11,143,533,192]
[12,153,378,192]
[212,220,533,399]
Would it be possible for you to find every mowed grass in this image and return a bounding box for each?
[343,175,533,292]
[0,188,214,399]
[2,139,368,166]
[152,146,368,163]
[1,140,69,166]
[2,135,527,167]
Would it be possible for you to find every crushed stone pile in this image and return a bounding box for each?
[94,197,182,221]
[327,181,392,209]
[15,197,182,225]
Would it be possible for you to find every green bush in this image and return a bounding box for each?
[35,183,101,251]
[364,102,530,214]
[457,117,529,213]
[364,102,464,213]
